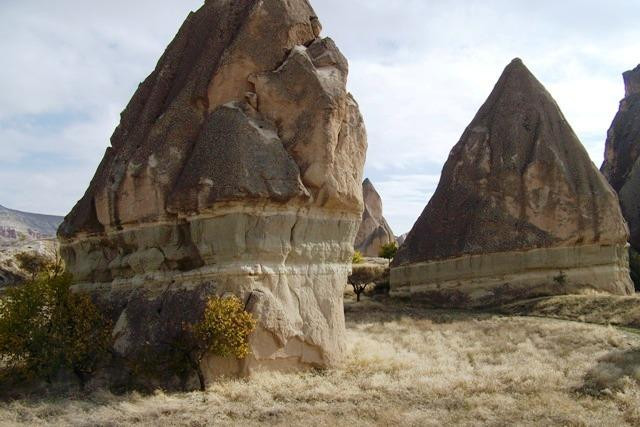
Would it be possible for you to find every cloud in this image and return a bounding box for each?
[0,0,638,234]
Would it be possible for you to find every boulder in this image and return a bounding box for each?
[391,58,633,307]
[58,0,366,386]
[354,179,396,257]
[601,65,640,250]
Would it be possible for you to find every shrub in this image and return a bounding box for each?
[15,252,50,281]
[378,242,398,260]
[352,250,364,264]
[15,247,63,282]
[553,271,567,286]
[173,296,256,391]
[0,273,112,388]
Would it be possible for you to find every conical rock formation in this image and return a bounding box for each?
[602,65,640,249]
[354,179,396,257]
[58,0,366,386]
[392,59,632,307]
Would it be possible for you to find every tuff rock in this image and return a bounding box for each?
[58,0,366,387]
[354,179,396,257]
[601,65,640,250]
[391,59,632,307]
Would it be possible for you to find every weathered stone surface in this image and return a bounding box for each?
[58,0,366,386]
[391,58,632,307]
[354,179,395,257]
[601,65,640,249]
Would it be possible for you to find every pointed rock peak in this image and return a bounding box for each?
[362,177,373,189]
[391,60,632,306]
[355,177,395,257]
[491,58,549,98]
[623,64,640,97]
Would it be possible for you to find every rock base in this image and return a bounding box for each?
[62,206,359,384]
[390,244,634,307]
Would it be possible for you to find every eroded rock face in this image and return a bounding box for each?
[354,179,395,257]
[391,59,632,307]
[58,0,366,386]
[601,65,640,250]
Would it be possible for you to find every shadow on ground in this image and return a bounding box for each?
[580,348,640,394]
[344,295,498,325]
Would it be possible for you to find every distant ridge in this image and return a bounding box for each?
[0,204,63,241]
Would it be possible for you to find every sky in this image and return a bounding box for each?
[0,1,638,235]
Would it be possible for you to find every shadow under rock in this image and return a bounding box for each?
[580,348,640,395]
[344,295,499,325]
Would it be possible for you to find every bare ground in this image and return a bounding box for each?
[1,296,639,426]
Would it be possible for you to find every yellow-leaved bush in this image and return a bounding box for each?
[173,295,257,391]
[192,296,256,360]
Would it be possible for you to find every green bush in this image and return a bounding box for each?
[352,250,364,264]
[173,296,256,391]
[0,273,112,388]
[630,247,640,292]
[378,242,398,260]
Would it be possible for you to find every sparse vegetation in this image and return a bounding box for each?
[378,242,398,260]
[352,250,364,264]
[0,273,112,389]
[553,270,567,286]
[15,252,51,281]
[14,247,63,281]
[170,296,256,391]
[1,298,639,425]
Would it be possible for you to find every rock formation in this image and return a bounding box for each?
[391,58,633,307]
[396,233,408,247]
[354,179,395,257]
[58,0,366,385]
[601,65,640,249]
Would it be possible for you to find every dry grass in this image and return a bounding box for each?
[1,297,640,426]
[500,294,640,329]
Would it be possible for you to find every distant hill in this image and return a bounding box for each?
[0,204,63,242]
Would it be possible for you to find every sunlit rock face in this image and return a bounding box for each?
[391,59,632,308]
[58,0,366,385]
[354,179,396,257]
[601,65,640,250]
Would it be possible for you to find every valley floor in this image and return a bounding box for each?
[1,297,639,426]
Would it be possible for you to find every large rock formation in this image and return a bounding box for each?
[391,58,633,307]
[58,0,366,385]
[354,179,395,256]
[601,65,640,249]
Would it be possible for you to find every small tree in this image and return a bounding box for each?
[174,296,256,391]
[15,252,51,281]
[0,273,112,388]
[348,264,387,302]
[378,242,398,260]
[352,250,364,264]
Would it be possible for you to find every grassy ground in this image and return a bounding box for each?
[1,296,639,426]
[500,294,640,329]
